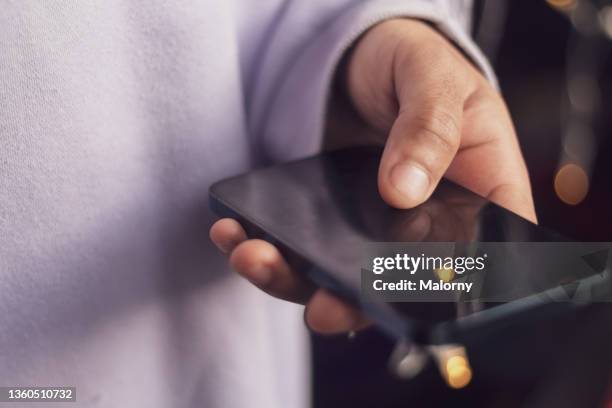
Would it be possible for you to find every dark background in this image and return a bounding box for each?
[313,1,612,407]
[495,0,612,241]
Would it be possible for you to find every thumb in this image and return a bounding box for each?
[378,89,464,209]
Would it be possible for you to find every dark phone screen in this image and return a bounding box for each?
[209,146,569,340]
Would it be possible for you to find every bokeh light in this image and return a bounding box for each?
[554,163,589,205]
[546,0,577,11]
[445,355,473,389]
[434,267,455,283]
[433,346,473,389]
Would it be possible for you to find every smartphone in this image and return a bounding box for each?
[209,146,606,345]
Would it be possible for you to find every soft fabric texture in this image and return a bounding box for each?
[0,1,491,406]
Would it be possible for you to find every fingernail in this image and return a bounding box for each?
[390,163,429,203]
[246,266,272,287]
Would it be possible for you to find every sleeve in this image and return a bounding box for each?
[248,0,497,163]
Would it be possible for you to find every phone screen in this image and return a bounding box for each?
[210,146,601,342]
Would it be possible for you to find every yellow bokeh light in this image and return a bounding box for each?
[434,267,455,283]
[446,356,467,371]
[447,365,473,389]
[432,345,473,390]
[554,163,589,205]
[444,355,472,389]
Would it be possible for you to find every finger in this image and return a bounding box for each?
[378,76,467,209]
[449,139,537,223]
[304,289,370,334]
[489,182,537,223]
[209,218,248,254]
[445,92,537,223]
[229,239,316,304]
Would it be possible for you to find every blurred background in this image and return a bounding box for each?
[313,1,612,406]
[493,0,612,241]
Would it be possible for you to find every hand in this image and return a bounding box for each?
[210,19,536,334]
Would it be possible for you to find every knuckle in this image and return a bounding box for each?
[412,108,461,154]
